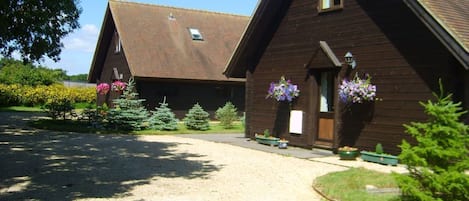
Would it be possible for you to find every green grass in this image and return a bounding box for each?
[0,106,44,112]
[29,119,244,135]
[313,167,401,201]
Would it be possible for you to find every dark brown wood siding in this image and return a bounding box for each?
[97,31,132,107]
[137,79,245,119]
[245,0,468,154]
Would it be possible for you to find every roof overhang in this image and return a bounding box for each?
[405,0,469,70]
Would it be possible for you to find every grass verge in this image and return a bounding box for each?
[0,106,43,112]
[29,119,244,135]
[313,167,400,201]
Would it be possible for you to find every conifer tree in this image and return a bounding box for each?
[149,97,179,131]
[394,82,469,201]
[184,103,210,131]
[107,78,149,131]
[215,102,238,129]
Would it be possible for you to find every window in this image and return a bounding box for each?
[320,72,335,112]
[114,32,121,53]
[188,28,203,41]
[318,0,343,13]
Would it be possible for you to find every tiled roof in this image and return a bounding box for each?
[418,0,469,53]
[90,0,249,82]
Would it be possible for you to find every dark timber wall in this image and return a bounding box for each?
[137,80,245,119]
[245,0,468,154]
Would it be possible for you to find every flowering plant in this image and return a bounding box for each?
[96,83,110,95]
[111,80,126,92]
[266,76,300,102]
[339,73,377,103]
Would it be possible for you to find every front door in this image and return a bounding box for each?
[314,71,336,148]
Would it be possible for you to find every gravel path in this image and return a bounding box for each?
[0,112,347,201]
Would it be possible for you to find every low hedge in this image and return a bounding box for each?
[0,83,96,106]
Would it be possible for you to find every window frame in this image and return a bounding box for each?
[188,28,204,41]
[318,0,344,13]
[114,32,121,53]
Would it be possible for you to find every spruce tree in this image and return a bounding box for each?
[149,97,179,131]
[394,82,469,201]
[107,78,149,131]
[215,102,238,129]
[184,103,210,131]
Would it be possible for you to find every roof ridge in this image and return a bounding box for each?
[109,0,251,18]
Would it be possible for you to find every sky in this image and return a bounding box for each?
[42,0,258,75]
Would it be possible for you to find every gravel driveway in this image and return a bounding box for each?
[0,112,347,201]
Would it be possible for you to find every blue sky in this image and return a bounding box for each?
[43,0,258,75]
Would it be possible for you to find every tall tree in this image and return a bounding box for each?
[0,0,81,62]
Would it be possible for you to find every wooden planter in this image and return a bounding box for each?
[255,135,279,146]
[360,151,398,166]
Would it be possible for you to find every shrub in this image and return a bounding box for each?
[42,97,74,120]
[184,103,210,131]
[0,83,95,106]
[149,98,179,131]
[107,78,149,131]
[375,143,384,154]
[394,82,469,201]
[215,102,238,129]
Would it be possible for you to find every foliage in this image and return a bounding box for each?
[107,78,149,131]
[149,98,179,131]
[314,167,399,201]
[263,129,270,138]
[42,97,74,120]
[375,143,384,154]
[96,83,110,95]
[66,74,88,82]
[0,58,67,86]
[266,76,300,102]
[394,83,469,201]
[215,102,238,129]
[339,73,377,103]
[0,0,81,62]
[184,103,210,131]
[0,83,95,106]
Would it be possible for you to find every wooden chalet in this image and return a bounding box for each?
[88,0,249,117]
[224,0,469,154]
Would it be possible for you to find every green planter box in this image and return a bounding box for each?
[255,136,279,146]
[338,150,359,160]
[360,151,398,166]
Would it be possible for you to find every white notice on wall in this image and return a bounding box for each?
[289,110,303,134]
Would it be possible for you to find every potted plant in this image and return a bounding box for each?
[266,76,300,102]
[338,73,378,104]
[255,129,279,146]
[360,143,398,166]
[96,83,110,95]
[338,146,359,160]
[278,138,289,149]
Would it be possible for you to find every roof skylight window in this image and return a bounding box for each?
[188,28,203,41]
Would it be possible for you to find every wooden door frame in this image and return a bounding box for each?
[309,69,340,149]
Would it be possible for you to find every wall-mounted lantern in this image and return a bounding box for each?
[344,52,357,69]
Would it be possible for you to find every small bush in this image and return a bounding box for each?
[149,99,179,131]
[42,98,74,120]
[394,82,469,201]
[184,103,210,131]
[215,102,238,129]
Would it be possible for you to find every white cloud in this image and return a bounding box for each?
[63,24,99,53]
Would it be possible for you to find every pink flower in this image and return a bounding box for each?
[96,83,110,95]
[112,80,126,91]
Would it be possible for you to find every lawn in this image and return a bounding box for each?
[28,118,244,134]
[313,167,401,201]
[2,106,244,134]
